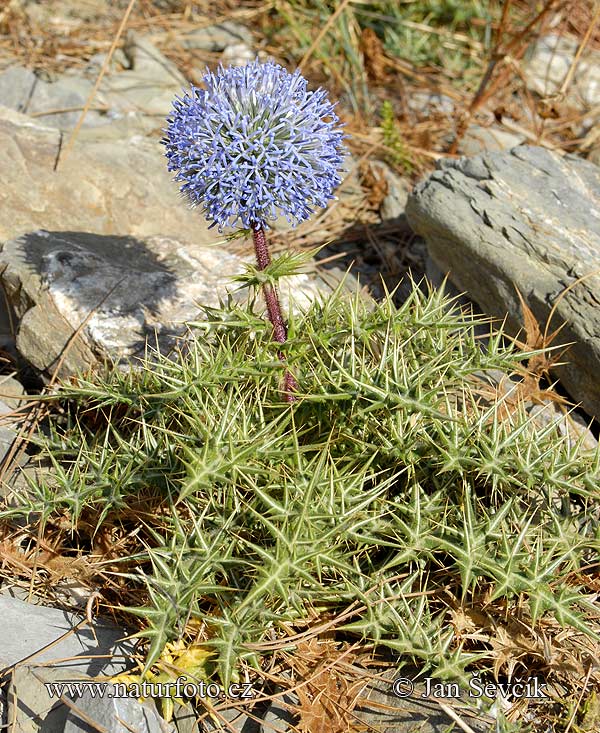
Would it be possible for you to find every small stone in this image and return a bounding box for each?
[100,33,186,118]
[370,160,411,220]
[0,374,26,410]
[124,33,186,86]
[526,402,597,452]
[589,145,600,167]
[54,577,100,610]
[24,0,110,26]
[85,48,130,74]
[221,43,255,68]
[458,125,525,156]
[472,370,598,450]
[524,34,600,108]
[180,22,251,52]
[407,91,455,118]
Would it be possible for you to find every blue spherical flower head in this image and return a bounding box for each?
[162,59,346,231]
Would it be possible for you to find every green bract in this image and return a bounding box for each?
[6,284,599,692]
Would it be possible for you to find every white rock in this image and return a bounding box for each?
[221,43,256,67]
[524,34,600,107]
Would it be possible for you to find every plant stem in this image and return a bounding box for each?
[251,223,298,402]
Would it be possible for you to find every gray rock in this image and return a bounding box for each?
[24,0,110,26]
[0,66,37,113]
[124,33,185,87]
[0,229,333,379]
[524,34,600,108]
[179,22,251,52]
[356,673,493,732]
[371,161,411,220]
[85,49,131,75]
[171,702,200,733]
[407,91,455,118]
[0,455,52,504]
[100,33,186,118]
[0,65,110,132]
[425,262,598,450]
[0,376,26,467]
[406,145,600,421]
[3,579,96,618]
[0,422,21,467]
[1,38,185,137]
[26,74,105,131]
[0,105,211,244]
[258,675,494,733]
[0,285,15,351]
[0,595,133,676]
[458,125,525,157]
[202,703,259,732]
[63,686,173,733]
[74,112,159,143]
[0,585,42,604]
[0,230,244,377]
[260,693,297,733]
[0,375,25,410]
[8,665,90,733]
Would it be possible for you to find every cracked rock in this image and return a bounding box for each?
[406,145,600,420]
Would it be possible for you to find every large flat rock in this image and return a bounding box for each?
[0,595,133,676]
[0,230,334,378]
[0,230,244,375]
[0,105,212,244]
[405,146,600,420]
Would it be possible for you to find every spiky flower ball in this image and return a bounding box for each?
[162,59,346,231]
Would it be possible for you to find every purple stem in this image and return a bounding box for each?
[252,223,298,402]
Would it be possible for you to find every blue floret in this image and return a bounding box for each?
[162,59,346,231]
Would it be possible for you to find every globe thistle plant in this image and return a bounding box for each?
[163,58,346,400]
